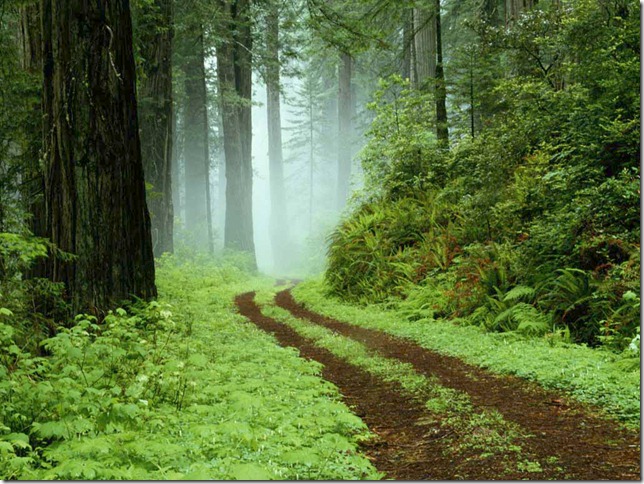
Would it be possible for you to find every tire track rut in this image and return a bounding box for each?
[275,288,641,480]
[236,291,539,480]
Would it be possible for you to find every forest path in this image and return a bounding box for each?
[235,289,640,480]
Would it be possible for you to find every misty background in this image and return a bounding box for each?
[173,60,368,275]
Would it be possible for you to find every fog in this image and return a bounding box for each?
[174,60,366,277]
[252,73,343,275]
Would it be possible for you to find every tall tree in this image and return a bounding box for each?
[402,8,413,80]
[18,2,45,244]
[413,5,436,88]
[505,0,534,23]
[411,1,448,146]
[264,3,289,271]
[215,0,256,265]
[41,0,157,312]
[336,52,353,210]
[434,0,449,147]
[137,0,174,256]
[182,29,214,252]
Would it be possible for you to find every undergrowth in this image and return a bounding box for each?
[293,279,640,428]
[257,295,556,473]
[0,255,380,480]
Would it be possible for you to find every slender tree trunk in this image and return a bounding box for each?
[336,52,353,210]
[138,0,174,255]
[204,118,214,253]
[469,52,475,138]
[216,0,256,265]
[171,101,183,226]
[402,9,412,80]
[182,30,213,252]
[215,111,226,244]
[410,9,419,87]
[434,0,449,147]
[265,5,289,271]
[308,80,314,233]
[41,0,156,314]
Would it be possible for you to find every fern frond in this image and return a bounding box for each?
[503,285,536,303]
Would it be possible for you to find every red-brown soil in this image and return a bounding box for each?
[274,289,641,480]
[235,291,553,480]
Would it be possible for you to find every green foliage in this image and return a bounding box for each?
[293,279,640,427]
[0,256,380,480]
[326,192,461,303]
[324,0,640,349]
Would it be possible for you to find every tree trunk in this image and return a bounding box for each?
[413,6,436,88]
[171,100,183,226]
[410,9,419,87]
[265,5,289,272]
[19,4,46,245]
[434,0,449,147]
[137,0,174,256]
[182,30,213,252]
[215,111,226,245]
[216,0,256,265]
[402,9,412,80]
[336,52,353,210]
[505,0,535,23]
[41,0,156,314]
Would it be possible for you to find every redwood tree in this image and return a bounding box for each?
[216,0,256,265]
[182,29,214,252]
[336,52,353,210]
[264,3,289,271]
[137,0,175,256]
[41,0,156,312]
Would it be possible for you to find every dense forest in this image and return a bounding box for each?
[0,0,640,480]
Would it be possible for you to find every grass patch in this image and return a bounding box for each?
[292,279,640,427]
[0,256,380,480]
[258,294,553,473]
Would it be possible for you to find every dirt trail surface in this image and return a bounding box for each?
[236,292,534,480]
[275,289,641,480]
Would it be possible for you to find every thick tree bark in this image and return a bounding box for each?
[182,31,213,252]
[505,0,535,23]
[413,6,436,88]
[41,0,156,313]
[434,0,449,147]
[336,52,353,210]
[265,5,289,271]
[137,0,174,256]
[19,3,46,246]
[216,0,256,265]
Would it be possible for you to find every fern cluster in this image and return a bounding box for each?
[0,256,379,480]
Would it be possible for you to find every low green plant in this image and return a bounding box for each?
[0,256,381,480]
[257,296,558,473]
[293,279,640,427]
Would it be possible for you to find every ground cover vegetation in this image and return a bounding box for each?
[293,280,640,427]
[0,256,379,479]
[256,296,558,476]
[325,0,640,354]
